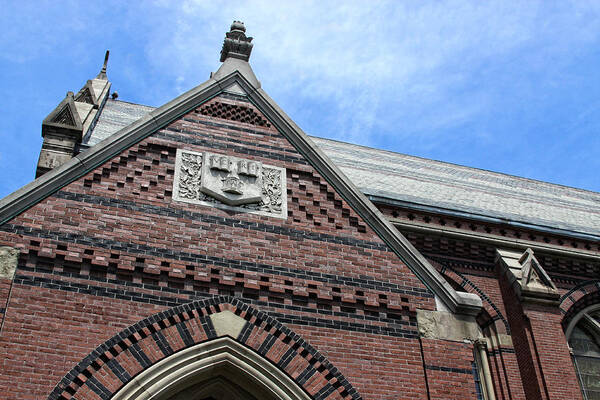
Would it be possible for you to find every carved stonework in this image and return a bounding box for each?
[0,246,19,280]
[496,247,559,305]
[173,149,287,218]
[52,104,76,126]
[220,21,253,62]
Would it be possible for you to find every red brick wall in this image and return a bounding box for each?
[0,276,12,329]
[498,267,582,400]
[0,94,441,399]
[1,91,586,399]
[522,302,583,400]
[420,338,478,399]
[0,284,167,399]
[392,208,592,400]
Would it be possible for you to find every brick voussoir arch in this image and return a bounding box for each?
[48,296,362,400]
[560,280,600,330]
[433,262,510,334]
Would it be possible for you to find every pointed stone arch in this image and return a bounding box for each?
[47,296,362,400]
[113,337,310,400]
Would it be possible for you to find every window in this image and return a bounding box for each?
[567,305,600,400]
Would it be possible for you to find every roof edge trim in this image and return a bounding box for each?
[0,74,229,226]
[368,193,600,241]
[243,83,481,316]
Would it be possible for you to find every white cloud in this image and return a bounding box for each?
[136,1,600,147]
[2,0,600,195]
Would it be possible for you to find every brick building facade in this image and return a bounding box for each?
[0,22,598,400]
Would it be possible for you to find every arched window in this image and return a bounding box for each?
[566,305,600,400]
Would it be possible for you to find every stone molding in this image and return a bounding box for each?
[389,216,600,262]
[496,248,559,305]
[0,246,18,280]
[113,336,310,400]
[37,62,111,177]
[220,21,253,63]
[417,310,481,342]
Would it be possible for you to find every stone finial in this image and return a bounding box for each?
[220,21,253,62]
[96,50,110,80]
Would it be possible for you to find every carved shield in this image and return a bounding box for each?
[200,152,263,206]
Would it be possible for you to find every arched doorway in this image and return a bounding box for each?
[47,297,362,400]
[114,337,310,400]
[167,376,263,400]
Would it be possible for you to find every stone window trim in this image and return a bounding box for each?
[473,339,497,400]
[566,304,600,341]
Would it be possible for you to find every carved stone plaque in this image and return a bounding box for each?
[173,149,287,218]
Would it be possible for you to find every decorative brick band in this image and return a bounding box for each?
[425,364,474,375]
[48,191,389,251]
[47,296,363,400]
[155,130,308,165]
[165,124,296,155]
[6,219,428,300]
[15,272,419,338]
[181,115,282,137]
[197,100,271,127]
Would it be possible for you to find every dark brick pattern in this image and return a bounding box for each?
[432,258,510,334]
[197,99,271,127]
[13,265,420,338]
[382,205,600,259]
[156,130,308,165]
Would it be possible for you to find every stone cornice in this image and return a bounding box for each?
[390,218,600,263]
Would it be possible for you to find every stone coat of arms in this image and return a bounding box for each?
[173,149,287,218]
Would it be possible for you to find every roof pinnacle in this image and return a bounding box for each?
[96,50,110,80]
[220,21,253,62]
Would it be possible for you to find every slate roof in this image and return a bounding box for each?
[82,99,600,238]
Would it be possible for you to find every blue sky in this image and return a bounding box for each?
[1,1,600,198]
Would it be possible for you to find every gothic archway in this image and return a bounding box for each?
[47,296,362,400]
[113,337,310,400]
